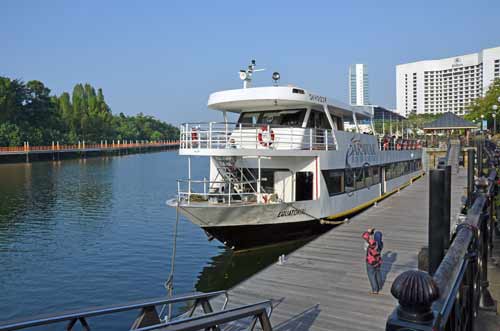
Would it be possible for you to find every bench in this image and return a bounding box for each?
[135,300,273,331]
[0,291,227,331]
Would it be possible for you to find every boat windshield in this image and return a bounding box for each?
[238,109,306,127]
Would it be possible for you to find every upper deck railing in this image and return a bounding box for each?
[180,122,336,151]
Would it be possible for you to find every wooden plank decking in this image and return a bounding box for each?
[220,170,467,331]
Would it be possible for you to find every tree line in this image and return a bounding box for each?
[0,76,179,146]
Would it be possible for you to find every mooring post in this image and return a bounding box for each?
[443,165,452,250]
[429,169,446,276]
[477,139,483,176]
[467,149,475,207]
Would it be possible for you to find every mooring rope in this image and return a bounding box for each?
[161,200,180,322]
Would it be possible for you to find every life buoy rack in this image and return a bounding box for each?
[258,126,275,147]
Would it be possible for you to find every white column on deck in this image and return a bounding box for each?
[352,112,360,133]
[257,156,261,202]
[188,156,191,204]
[322,104,337,148]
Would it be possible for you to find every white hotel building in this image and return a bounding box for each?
[396,46,500,117]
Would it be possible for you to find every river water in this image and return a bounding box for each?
[0,151,307,328]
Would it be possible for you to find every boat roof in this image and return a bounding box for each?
[207,86,372,119]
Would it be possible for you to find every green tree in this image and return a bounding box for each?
[0,76,179,146]
[464,78,500,130]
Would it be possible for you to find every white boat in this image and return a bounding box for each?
[168,61,423,250]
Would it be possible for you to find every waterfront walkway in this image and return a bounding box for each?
[220,170,467,331]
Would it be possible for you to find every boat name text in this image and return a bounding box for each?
[309,94,327,103]
[277,208,306,218]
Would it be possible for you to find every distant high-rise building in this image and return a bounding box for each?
[396,46,500,117]
[349,64,369,105]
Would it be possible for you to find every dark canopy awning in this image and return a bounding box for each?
[423,112,477,130]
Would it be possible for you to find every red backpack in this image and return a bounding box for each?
[362,232,382,267]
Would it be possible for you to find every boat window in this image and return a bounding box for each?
[238,112,260,125]
[260,111,282,125]
[345,168,355,193]
[307,110,330,129]
[355,168,365,190]
[321,170,344,196]
[364,166,372,187]
[279,110,306,127]
[237,109,306,127]
[372,166,380,185]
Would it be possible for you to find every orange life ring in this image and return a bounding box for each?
[257,126,275,147]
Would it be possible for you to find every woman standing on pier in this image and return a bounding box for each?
[362,228,383,294]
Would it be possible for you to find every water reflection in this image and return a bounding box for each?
[0,152,313,329]
[195,239,314,293]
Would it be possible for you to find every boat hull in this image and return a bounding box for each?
[202,219,334,250]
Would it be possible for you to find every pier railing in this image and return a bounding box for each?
[0,140,179,154]
[386,139,498,331]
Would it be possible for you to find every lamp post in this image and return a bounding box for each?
[492,109,497,134]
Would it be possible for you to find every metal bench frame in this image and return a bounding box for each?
[135,300,273,331]
[0,291,228,331]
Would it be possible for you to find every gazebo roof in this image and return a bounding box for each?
[423,112,477,130]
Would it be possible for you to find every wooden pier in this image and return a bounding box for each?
[0,141,179,163]
[217,170,468,331]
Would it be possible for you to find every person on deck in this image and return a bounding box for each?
[362,228,383,294]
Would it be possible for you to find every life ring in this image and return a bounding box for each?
[258,126,275,147]
[396,142,402,150]
[191,128,198,141]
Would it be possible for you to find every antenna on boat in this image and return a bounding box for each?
[239,59,265,88]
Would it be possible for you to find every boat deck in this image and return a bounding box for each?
[216,169,467,330]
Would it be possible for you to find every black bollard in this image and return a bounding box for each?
[386,270,439,330]
[477,140,483,176]
[429,169,446,276]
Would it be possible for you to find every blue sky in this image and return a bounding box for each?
[1,0,499,124]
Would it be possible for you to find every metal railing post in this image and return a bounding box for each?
[467,149,475,207]
[477,178,497,311]
[429,169,446,276]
